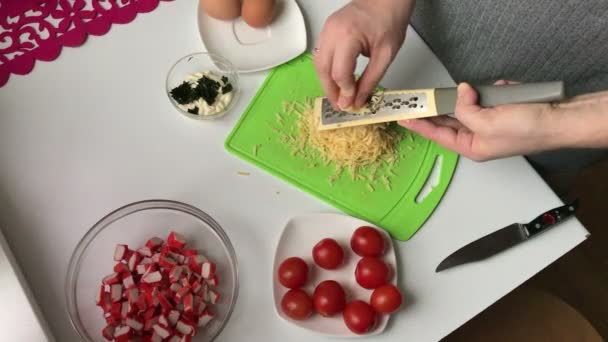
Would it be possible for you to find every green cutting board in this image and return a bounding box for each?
[225,54,458,240]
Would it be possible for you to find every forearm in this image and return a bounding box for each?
[354,0,415,21]
[551,90,608,148]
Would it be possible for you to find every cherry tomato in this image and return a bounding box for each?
[312,238,344,270]
[313,280,346,317]
[281,289,313,320]
[343,300,376,334]
[370,284,402,314]
[278,257,308,289]
[355,257,389,289]
[351,226,385,257]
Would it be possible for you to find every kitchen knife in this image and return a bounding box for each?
[436,200,579,273]
[316,81,565,130]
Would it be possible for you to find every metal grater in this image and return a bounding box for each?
[315,81,566,131]
[320,92,429,127]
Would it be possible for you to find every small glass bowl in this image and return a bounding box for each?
[166,52,240,120]
[65,200,239,342]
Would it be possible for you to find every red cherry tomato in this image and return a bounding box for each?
[312,238,344,270]
[313,280,346,317]
[278,257,308,289]
[281,289,313,320]
[343,300,376,334]
[370,284,402,314]
[355,257,389,289]
[351,226,385,257]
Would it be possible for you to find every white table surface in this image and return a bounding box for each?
[0,1,588,341]
[0,229,54,341]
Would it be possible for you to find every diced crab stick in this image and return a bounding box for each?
[157,291,174,312]
[110,284,123,303]
[95,285,105,306]
[113,262,129,274]
[198,308,214,327]
[183,293,194,314]
[102,324,116,341]
[206,274,219,287]
[194,298,206,316]
[167,310,180,327]
[201,283,210,303]
[191,280,202,294]
[104,312,118,325]
[169,266,183,283]
[168,335,182,342]
[121,301,133,319]
[113,325,132,342]
[201,262,215,279]
[137,246,153,257]
[123,275,136,289]
[126,288,139,304]
[159,255,178,269]
[114,244,129,261]
[167,232,187,251]
[188,255,207,274]
[151,332,163,342]
[151,253,161,263]
[136,264,148,275]
[136,293,147,311]
[176,319,194,336]
[208,289,220,305]
[158,314,169,327]
[175,286,191,302]
[128,252,142,271]
[102,272,121,285]
[169,252,186,264]
[169,282,182,293]
[182,249,197,257]
[145,237,164,251]
[142,271,163,285]
[152,324,172,339]
[144,315,159,331]
[125,317,144,331]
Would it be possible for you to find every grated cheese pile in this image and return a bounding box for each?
[274,98,404,188]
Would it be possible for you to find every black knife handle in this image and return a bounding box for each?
[525,200,579,237]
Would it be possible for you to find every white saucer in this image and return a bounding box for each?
[272,213,397,337]
[197,0,307,73]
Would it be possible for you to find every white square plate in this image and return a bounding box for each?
[197,0,307,73]
[272,213,398,337]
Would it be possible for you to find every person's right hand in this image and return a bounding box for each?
[314,0,414,110]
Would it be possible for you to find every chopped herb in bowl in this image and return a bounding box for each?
[169,71,235,117]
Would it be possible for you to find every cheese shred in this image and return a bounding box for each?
[275,98,404,189]
[296,99,402,175]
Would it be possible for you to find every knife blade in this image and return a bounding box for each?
[436,200,579,272]
[315,81,565,130]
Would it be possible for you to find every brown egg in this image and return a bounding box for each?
[242,0,276,28]
[200,0,241,21]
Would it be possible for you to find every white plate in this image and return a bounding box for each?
[272,213,397,337]
[197,0,307,73]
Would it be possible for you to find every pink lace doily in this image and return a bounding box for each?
[0,0,174,87]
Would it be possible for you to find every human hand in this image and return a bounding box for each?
[314,0,413,110]
[399,81,564,161]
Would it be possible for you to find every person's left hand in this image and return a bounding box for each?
[399,81,563,161]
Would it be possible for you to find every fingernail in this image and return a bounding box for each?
[457,83,467,97]
[340,87,355,97]
[338,96,351,110]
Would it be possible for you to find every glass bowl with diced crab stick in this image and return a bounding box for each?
[166,52,240,120]
[65,200,239,342]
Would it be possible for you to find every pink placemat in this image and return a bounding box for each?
[0,0,174,87]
